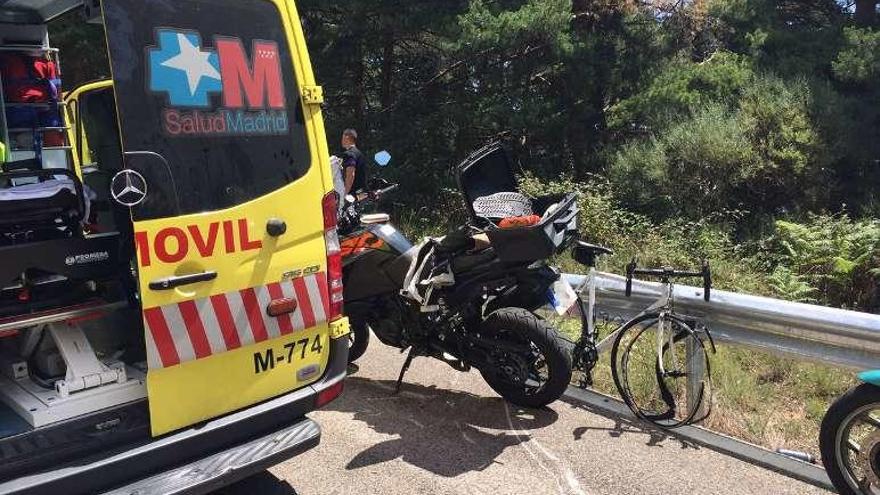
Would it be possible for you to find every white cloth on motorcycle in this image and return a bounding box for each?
[400,232,495,310]
[401,239,457,311]
[330,155,345,214]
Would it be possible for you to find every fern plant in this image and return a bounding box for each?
[770,215,880,311]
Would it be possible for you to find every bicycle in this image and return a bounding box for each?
[568,241,716,428]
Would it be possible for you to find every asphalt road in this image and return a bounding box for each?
[226,343,832,495]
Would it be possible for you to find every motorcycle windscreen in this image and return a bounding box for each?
[101,0,331,436]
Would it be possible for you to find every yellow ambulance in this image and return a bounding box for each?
[0,1,348,493]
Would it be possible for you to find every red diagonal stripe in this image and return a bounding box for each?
[177,300,212,359]
[315,272,330,316]
[144,307,180,368]
[293,277,316,329]
[210,294,241,350]
[240,288,269,342]
[267,282,295,335]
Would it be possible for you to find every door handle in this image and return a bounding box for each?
[149,271,218,291]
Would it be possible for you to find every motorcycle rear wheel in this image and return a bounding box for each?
[479,308,572,408]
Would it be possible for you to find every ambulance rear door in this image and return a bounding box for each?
[100,0,336,436]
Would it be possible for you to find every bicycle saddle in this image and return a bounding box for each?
[572,241,614,268]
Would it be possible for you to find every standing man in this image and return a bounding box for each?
[341,128,367,196]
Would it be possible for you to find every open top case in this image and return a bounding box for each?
[456,142,579,263]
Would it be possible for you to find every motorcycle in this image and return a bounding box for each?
[820,371,880,495]
[339,143,578,408]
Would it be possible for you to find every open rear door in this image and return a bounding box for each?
[101,0,333,436]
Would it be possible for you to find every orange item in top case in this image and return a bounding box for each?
[498,215,541,229]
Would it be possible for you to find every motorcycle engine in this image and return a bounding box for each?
[364,297,420,348]
[369,316,407,347]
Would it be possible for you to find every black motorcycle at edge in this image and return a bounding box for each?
[338,143,578,408]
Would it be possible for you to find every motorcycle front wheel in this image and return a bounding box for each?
[478,308,573,408]
[347,319,371,364]
[821,383,880,495]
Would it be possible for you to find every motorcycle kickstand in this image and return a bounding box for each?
[394,347,417,395]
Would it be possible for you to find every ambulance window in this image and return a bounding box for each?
[78,88,123,172]
[102,0,311,220]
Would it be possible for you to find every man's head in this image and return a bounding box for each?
[341,128,358,149]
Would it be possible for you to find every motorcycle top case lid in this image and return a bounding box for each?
[456,142,520,221]
[456,143,579,263]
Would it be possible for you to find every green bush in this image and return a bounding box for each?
[608,50,755,130]
[833,27,880,86]
[610,103,755,218]
[519,173,651,252]
[519,174,771,294]
[766,214,880,311]
[609,73,827,221]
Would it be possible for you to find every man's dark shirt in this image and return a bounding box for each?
[343,145,367,193]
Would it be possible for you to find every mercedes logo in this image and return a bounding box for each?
[110,169,148,207]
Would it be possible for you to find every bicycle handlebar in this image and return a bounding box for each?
[631,268,703,278]
[625,259,712,302]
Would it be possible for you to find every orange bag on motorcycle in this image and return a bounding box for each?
[498,215,541,229]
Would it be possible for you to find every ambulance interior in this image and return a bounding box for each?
[0,1,149,456]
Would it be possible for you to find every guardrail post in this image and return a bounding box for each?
[686,334,707,419]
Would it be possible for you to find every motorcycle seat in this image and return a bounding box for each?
[572,241,614,268]
[451,248,497,274]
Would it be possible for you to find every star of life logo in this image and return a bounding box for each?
[148,29,289,137]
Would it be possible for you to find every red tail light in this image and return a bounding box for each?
[322,192,344,321]
[316,381,344,408]
[322,191,338,230]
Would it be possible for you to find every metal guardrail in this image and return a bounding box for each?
[565,272,880,370]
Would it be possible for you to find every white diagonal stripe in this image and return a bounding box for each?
[226,292,255,347]
[305,274,327,324]
[195,297,227,355]
[161,305,196,364]
[143,321,163,370]
[254,285,282,339]
[281,280,305,331]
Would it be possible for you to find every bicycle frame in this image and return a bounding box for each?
[574,266,675,357]
[569,259,714,427]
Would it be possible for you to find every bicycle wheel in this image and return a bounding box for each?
[610,312,711,428]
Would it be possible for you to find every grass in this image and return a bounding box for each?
[704,345,856,456]
[552,314,856,458]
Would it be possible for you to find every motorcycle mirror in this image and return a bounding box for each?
[374,150,392,167]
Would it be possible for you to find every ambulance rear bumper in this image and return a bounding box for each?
[102,417,321,495]
[0,335,348,495]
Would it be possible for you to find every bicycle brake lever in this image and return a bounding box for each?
[625,259,637,298]
[702,260,712,302]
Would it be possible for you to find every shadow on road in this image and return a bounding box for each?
[329,376,560,477]
[562,396,700,450]
[213,471,298,495]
